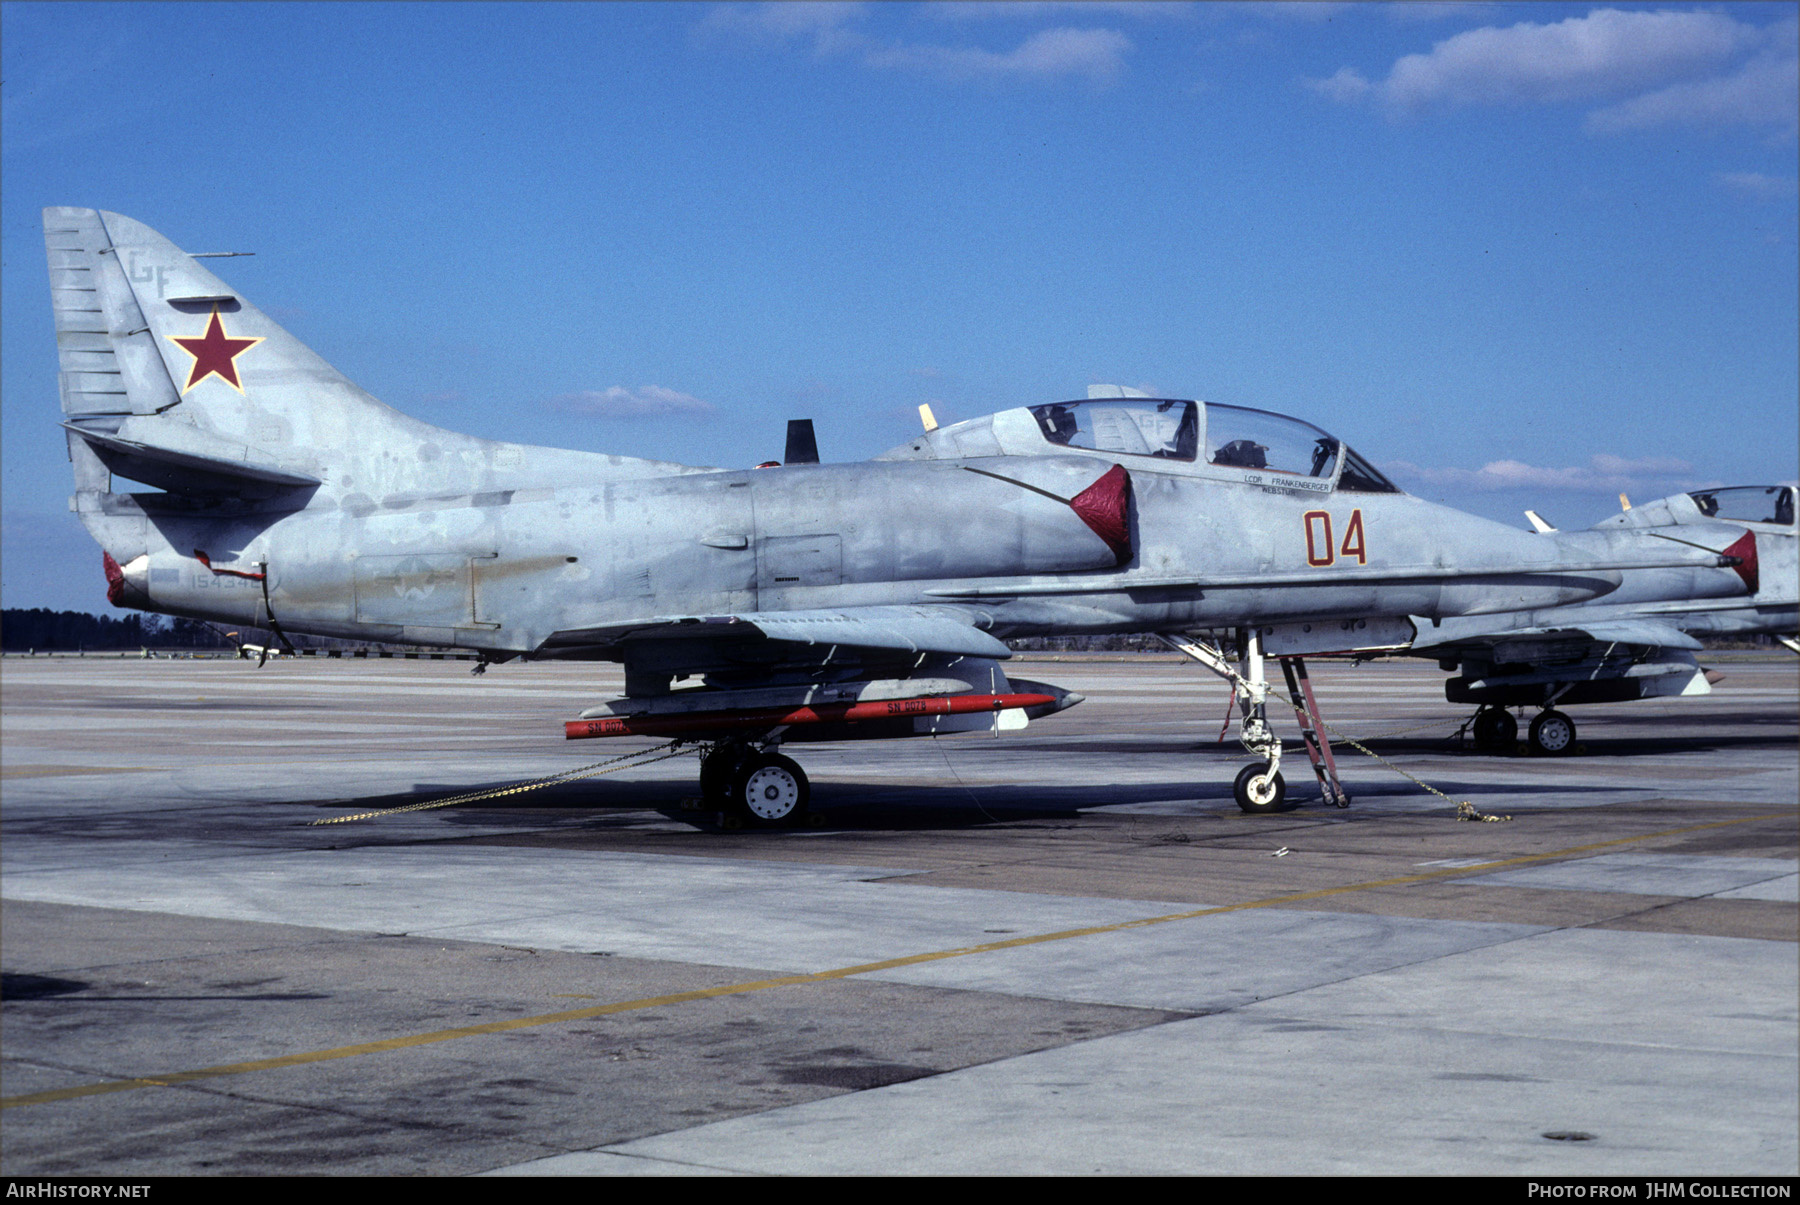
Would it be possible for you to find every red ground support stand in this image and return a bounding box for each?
[1280,657,1350,808]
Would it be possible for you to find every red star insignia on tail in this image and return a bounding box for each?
[169,307,262,393]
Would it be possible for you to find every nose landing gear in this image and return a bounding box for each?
[1160,630,1341,814]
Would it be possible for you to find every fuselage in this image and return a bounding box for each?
[92,398,1744,658]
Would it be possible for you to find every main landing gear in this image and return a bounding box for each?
[1470,706,1518,751]
[700,741,812,827]
[1527,709,1576,756]
[1159,630,1348,815]
[1466,705,1575,756]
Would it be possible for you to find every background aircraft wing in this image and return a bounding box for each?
[1413,613,1716,715]
[1412,617,1702,655]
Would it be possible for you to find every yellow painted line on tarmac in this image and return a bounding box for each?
[0,765,167,780]
[2,811,1785,1111]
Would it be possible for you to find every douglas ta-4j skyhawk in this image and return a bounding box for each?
[43,208,1764,822]
[1411,484,1797,756]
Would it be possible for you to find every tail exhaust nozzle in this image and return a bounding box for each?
[102,551,151,609]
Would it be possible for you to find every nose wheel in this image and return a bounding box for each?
[1233,762,1287,814]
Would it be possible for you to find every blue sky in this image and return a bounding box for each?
[4,1,1795,612]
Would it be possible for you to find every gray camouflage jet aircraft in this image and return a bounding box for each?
[44,208,1760,821]
[1415,485,1797,754]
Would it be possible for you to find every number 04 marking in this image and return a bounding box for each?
[1304,509,1367,567]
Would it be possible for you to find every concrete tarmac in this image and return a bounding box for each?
[1,652,1794,1176]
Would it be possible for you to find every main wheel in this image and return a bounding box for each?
[1528,709,1576,756]
[1233,762,1287,814]
[728,751,810,826]
[1471,707,1517,751]
[700,744,749,802]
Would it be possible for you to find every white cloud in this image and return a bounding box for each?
[1307,66,1373,103]
[1312,8,1796,135]
[549,386,714,419]
[1381,9,1751,110]
[1384,453,1707,494]
[699,2,868,57]
[700,3,1132,85]
[864,26,1131,84]
[1714,171,1800,200]
[1585,32,1799,134]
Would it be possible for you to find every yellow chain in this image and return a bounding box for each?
[307,741,698,826]
[1265,683,1511,822]
[1163,639,1510,823]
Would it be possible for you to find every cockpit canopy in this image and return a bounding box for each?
[1689,485,1796,527]
[1018,398,1399,493]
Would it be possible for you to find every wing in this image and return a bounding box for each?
[539,605,1072,738]
[538,604,1010,662]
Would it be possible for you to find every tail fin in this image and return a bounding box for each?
[45,207,447,497]
[47,208,706,507]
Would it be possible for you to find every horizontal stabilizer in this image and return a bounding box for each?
[64,421,320,494]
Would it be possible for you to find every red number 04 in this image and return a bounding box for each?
[1303,509,1367,567]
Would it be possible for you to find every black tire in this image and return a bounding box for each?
[1528,709,1576,756]
[1472,708,1518,752]
[700,744,749,802]
[1233,762,1287,814]
[728,751,810,826]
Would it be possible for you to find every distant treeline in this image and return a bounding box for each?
[2,608,234,652]
[3,609,421,654]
